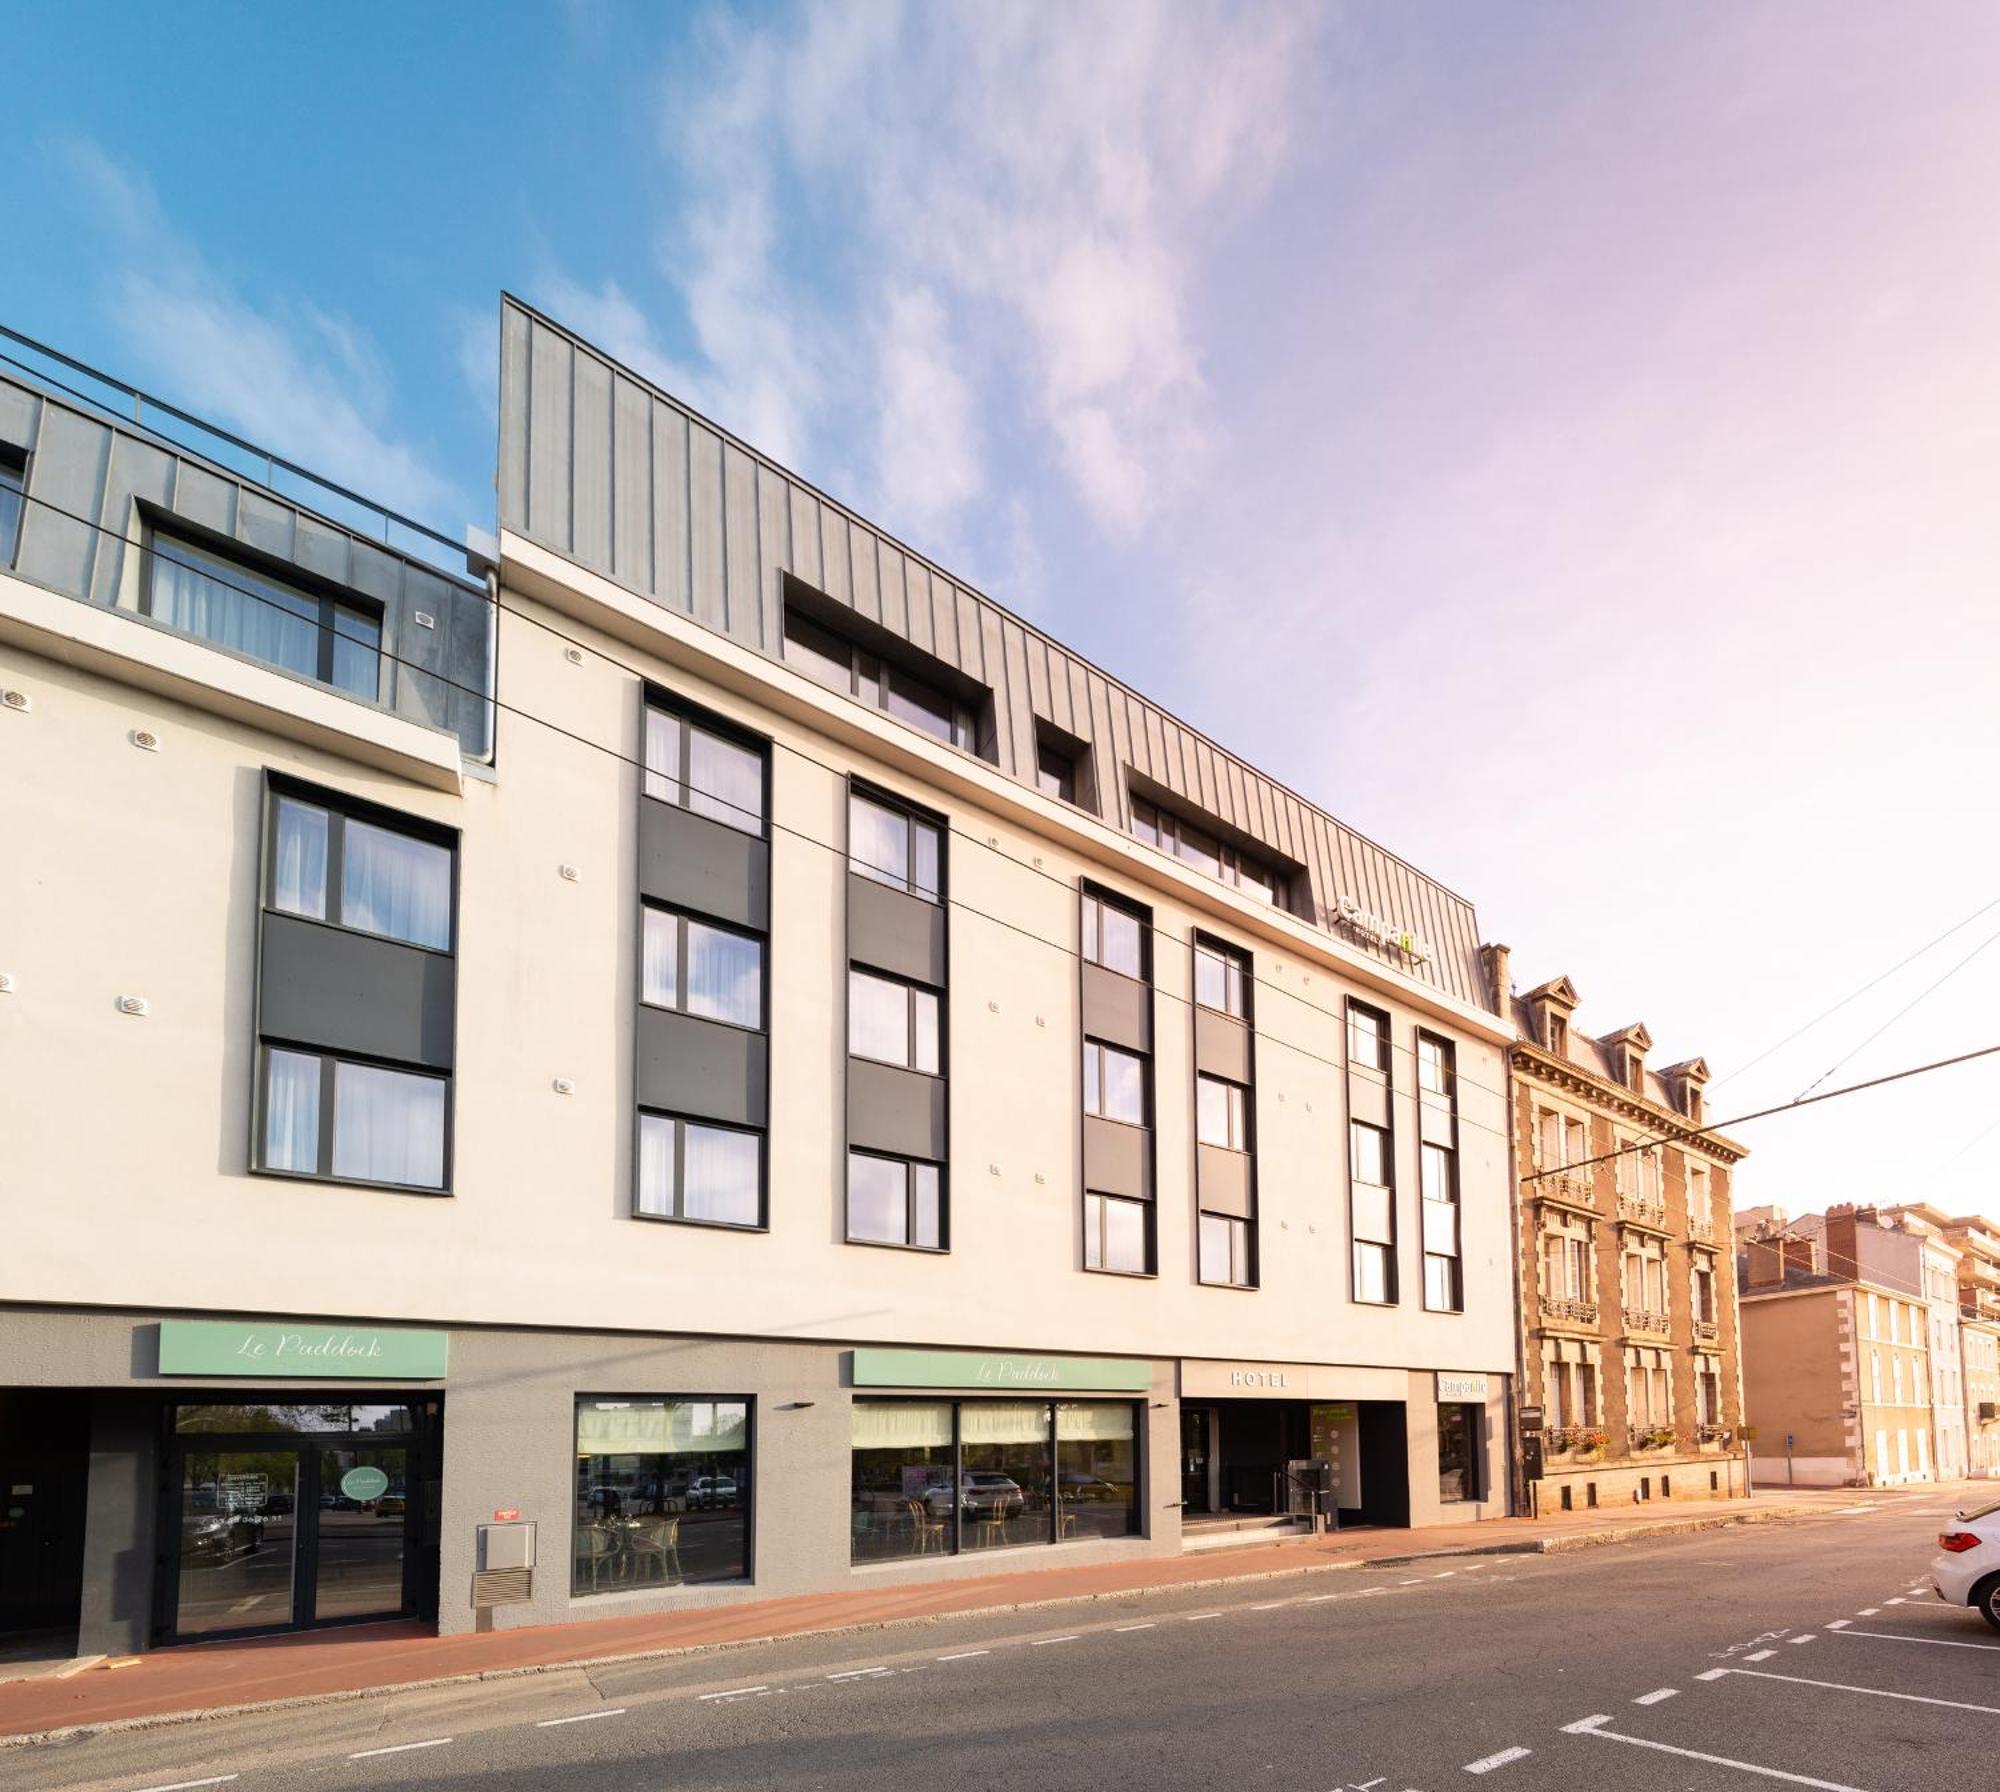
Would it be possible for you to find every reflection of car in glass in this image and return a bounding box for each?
[1059,1473,1122,1503]
[687,1475,739,1509]
[928,1473,1025,1518]
[373,1494,406,1517]
[182,1507,264,1561]
[261,1491,296,1516]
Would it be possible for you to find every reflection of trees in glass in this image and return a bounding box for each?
[177,1403,353,1433]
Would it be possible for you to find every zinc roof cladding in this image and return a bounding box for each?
[494,294,1490,1010]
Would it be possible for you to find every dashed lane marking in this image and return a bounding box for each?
[1789,1634,1817,1645]
[349,1739,453,1760]
[1462,1745,1531,1773]
[537,1708,626,1726]
[1633,1687,1678,1704]
[1433,1570,1457,1578]
[699,1686,770,1700]
[1884,1597,1904,1605]
[938,1649,990,1660]
[1835,1505,1876,1514]
[1745,1650,1776,1662]
[132,1780,239,1792]
[1114,1623,1155,1632]
[1252,1601,1286,1609]
[1558,1714,1869,1790]
[1857,1608,1878,1615]
[1826,1620,1851,1630]
[1831,1628,2000,1652]
[1186,1611,1222,1621]
[827,1667,893,1680]
[1696,1669,1728,1681]
[1031,1635,1080,1646]
[1716,1665,2000,1714]
[1398,1578,1425,1585]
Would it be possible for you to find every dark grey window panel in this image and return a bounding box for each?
[1084,1115,1153,1202]
[1194,1008,1251,1084]
[847,874,945,987]
[847,1058,947,1162]
[640,798,771,932]
[1198,1144,1253,1220]
[636,1006,769,1128]
[1081,963,1151,1056]
[1349,1073,1390,1130]
[259,914,455,1071]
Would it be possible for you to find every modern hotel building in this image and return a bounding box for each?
[1,301,1515,1660]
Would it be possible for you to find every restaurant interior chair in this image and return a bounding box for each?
[628,1515,682,1584]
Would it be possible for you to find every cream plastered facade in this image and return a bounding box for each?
[1,546,1516,1386]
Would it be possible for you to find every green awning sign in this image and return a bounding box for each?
[158,1321,448,1380]
[850,1347,1150,1393]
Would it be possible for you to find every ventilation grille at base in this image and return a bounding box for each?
[472,1566,533,1608]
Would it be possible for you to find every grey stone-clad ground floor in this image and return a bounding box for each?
[0,1307,1511,1659]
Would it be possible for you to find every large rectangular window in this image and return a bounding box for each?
[147,531,381,699]
[1193,937,1249,1017]
[1081,889,1146,979]
[850,790,942,901]
[1199,1213,1252,1287]
[1130,797,1280,905]
[1437,1402,1482,1503]
[1347,1000,1389,1073]
[260,1048,448,1191]
[849,969,941,1073]
[270,794,453,951]
[573,1398,750,1593]
[849,1399,1139,1563]
[642,907,764,1028]
[644,703,766,835]
[1350,1117,1395,1304]
[785,608,978,752]
[1083,1040,1148,1126]
[637,1114,763,1228]
[847,1151,944,1250]
[1196,1074,1249,1150]
[1418,1030,1463,1314]
[1084,1191,1151,1275]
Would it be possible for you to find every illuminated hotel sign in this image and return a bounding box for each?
[1335,897,1432,965]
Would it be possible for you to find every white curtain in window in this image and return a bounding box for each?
[577,1399,748,1456]
[1058,1403,1133,1442]
[644,709,682,803]
[342,821,451,949]
[332,1062,445,1187]
[686,924,761,1027]
[683,1124,759,1224]
[272,800,329,919]
[637,1114,675,1216]
[642,910,678,1008]
[960,1401,1051,1445]
[264,1049,321,1171]
[852,1401,951,1449]
[151,545,320,677]
[688,729,763,833]
[850,970,909,1063]
[850,796,908,887]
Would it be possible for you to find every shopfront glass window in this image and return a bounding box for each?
[960,1402,1053,1552]
[1437,1401,1482,1503]
[851,1400,955,1563]
[1057,1403,1140,1541]
[175,1449,301,1637]
[572,1399,750,1594]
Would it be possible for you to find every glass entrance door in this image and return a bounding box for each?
[314,1446,408,1622]
[1180,1406,1212,1514]
[175,1450,301,1638]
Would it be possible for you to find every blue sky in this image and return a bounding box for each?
[9,2,2000,1213]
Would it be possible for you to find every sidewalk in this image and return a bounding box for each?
[0,1486,1888,1743]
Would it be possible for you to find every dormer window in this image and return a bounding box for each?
[1548,1013,1567,1053]
[1130,795,1287,907]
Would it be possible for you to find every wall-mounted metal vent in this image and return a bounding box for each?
[131,728,161,752]
[471,1566,533,1609]
[1,688,29,713]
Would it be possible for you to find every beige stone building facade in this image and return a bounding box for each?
[1,304,1520,1661]
[1497,967,1749,1511]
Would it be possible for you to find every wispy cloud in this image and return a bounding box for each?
[53,138,471,533]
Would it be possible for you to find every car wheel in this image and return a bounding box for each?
[1976,1573,2000,1634]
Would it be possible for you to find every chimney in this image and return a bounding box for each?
[1825,1209,1859,1283]
[1745,1236,1786,1286]
[1480,942,1512,1019]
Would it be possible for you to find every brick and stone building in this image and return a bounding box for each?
[1492,959,1750,1510]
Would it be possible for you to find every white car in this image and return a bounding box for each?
[1930,1496,2000,1629]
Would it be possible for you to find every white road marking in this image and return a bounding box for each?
[1252,1601,1286,1609]
[1462,1561,1489,1570]
[1114,1623,1155,1632]
[1790,1634,1816,1644]
[1305,1592,1341,1602]
[1717,1666,2000,1714]
[1696,1669,1729,1682]
[349,1739,453,1759]
[1434,1570,1457,1578]
[1354,1779,1387,1789]
[1031,1634,1080,1645]
[537,1708,626,1726]
[938,1649,990,1660]
[1398,1577,1424,1585]
[1746,1650,1776,1661]
[1634,1687,1679,1703]
[1832,1628,2000,1652]
[1826,1620,1851,1630]
[1559,1715,1870,1789]
[1857,1607,1878,1615]
[1462,1744,1531,1773]
[1835,1505,1875,1514]
[1884,1597,1904,1605]
[132,1779,240,1792]
[827,1667,893,1680]
[699,1685,770,1700]
[1186,1611,1222,1621]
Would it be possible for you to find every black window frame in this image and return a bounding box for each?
[1195,1072,1251,1152]
[1198,1211,1255,1289]
[640,901,768,1032]
[253,1042,453,1196]
[1129,795,1285,906]
[847,965,944,1074]
[143,522,385,699]
[1082,1037,1151,1128]
[1437,1401,1483,1504]
[262,774,459,956]
[0,447,25,569]
[642,691,771,837]
[784,606,978,754]
[1349,1114,1397,1306]
[633,1109,768,1231]
[1347,998,1390,1074]
[1080,886,1150,982]
[845,1147,948,1253]
[1192,933,1251,1019]
[1082,1189,1155,1277]
[849,785,946,904]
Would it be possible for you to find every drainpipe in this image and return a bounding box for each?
[1482,943,1527,1518]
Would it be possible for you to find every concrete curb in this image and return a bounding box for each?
[0,1501,1827,1750]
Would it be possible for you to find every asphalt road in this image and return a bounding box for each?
[8,1488,1993,1792]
